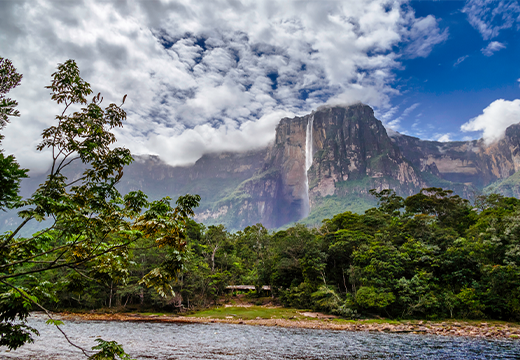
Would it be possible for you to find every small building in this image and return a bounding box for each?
[225,285,271,292]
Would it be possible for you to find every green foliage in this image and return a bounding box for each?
[0,57,22,132]
[45,319,64,326]
[0,57,28,211]
[311,285,358,318]
[90,339,135,360]
[356,286,395,310]
[280,282,315,309]
[396,272,439,317]
[0,288,39,350]
[404,187,476,234]
[0,153,28,210]
[456,287,485,319]
[267,190,520,320]
[369,189,404,216]
[0,58,199,355]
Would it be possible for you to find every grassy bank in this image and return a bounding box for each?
[187,306,309,320]
[50,305,520,340]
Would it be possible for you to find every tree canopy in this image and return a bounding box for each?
[0,58,199,359]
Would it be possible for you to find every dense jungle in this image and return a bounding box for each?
[26,188,520,323]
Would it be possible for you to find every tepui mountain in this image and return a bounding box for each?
[6,103,520,232]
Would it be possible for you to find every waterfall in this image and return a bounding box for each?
[303,115,314,217]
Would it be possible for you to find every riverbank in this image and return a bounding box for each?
[46,307,520,340]
[8,314,520,360]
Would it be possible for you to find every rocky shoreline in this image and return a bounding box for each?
[51,312,520,340]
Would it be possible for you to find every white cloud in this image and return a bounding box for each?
[436,133,452,142]
[378,105,399,122]
[517,78,520,87]
[0,0,449,170]
[386,119,401,129]
[461,99,520,144]
[462,0,520,40]
[380,102,419,130]
[402,102,420,117]
[481,41,506,56]
[454,55,469,66]
[127,109,291,165]
[403,15,449,58]
[386,127,400,137]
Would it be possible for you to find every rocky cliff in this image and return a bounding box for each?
[391,123,520,188]
[203,104,427,229]
[5,104,520,234]
[197,114,311,229]
[194,105,520,229]
[119,149,267,206]
[307,105,423,210]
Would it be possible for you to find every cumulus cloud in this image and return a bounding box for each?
[481,41,506,56]
[0,0,448,170]
[436,133,452,142]
[461,99,520,144]
[117,109,291,166]
[462,0,520,40]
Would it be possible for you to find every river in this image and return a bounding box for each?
[0,316,519,359]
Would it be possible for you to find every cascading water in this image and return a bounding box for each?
[303,115,314,217]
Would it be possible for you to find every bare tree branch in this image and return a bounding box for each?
[0,279,92,358]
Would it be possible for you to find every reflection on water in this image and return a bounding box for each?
[0,315,519,359]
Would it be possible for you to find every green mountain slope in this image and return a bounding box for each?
[484,170,520,197]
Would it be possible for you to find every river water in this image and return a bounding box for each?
[1,316,519,359]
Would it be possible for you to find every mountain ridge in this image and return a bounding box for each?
[4,103,520,233]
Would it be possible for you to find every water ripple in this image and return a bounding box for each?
[0,316,519,359]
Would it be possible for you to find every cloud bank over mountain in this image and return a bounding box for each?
[0,0,449,171]
[461,99,520,145]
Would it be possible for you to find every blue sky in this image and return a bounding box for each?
[0,0,519,171]
[389,0,520,142]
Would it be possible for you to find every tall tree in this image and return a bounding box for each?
[0,59,199,358]
[0,57,28,210]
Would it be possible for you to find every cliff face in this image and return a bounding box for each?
[214,104,426,229]
[260,114,311,225]
[307,105,423,210]
[392,123,520,188]
[119,150,267,203]
[121,110,520,230]
[7,104,520,234]
[205,114,310,229]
